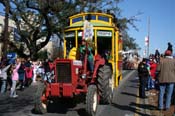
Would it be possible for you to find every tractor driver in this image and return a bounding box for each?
[79,39,94,73]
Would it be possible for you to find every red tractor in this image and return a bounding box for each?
[35,57,112,115]
[34,12,122,116]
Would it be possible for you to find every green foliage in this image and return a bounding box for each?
[37,50,48,60]
[122,31,140,51]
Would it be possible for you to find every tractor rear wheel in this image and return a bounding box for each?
[86,85,98,116]
[97,64,113,104]
[34,82,47,114]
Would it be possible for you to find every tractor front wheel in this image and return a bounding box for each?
[86,85,98,116]
[34,82,48,114]
[97,64,113,104]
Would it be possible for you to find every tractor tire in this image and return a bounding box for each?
[97,64,113,104]
[34,82,47,114]
[86,85,98,116]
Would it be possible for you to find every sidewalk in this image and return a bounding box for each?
[144,89,174,116]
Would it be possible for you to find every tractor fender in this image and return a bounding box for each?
[92,54,105,78]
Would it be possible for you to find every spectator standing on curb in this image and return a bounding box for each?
[6,64,12,91]
[157,50,175,111]
[0,61,11,93]
[17,59,25,90]
[43,59,51,81]
[138,58,149,98]
[24,58,33,87]
[32,60,39,83]
[37,61,45,80]
[155,49,160,63]
[149,58,157,89]
[146,59,152,91]
[10,58,21,98]
[43,59,50,73]
[167,42,173,53]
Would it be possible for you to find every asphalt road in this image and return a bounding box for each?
[0,70,139,116]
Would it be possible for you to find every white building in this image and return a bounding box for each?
[0,15,16,58]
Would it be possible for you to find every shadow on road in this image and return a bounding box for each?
[0,93,34,114]
[74,108,89,116]
[47,99,77,113]
[130,102,157,111]
[31,96,89,116]
[112,103,150,116]
[121,92,139,98]
[129,79,138,83]
[128,85,139,88]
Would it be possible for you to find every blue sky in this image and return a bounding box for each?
[119,0,175,56]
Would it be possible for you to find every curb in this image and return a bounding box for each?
[135,94,151,116]
[144,97,151,115]
[135,83,151,116]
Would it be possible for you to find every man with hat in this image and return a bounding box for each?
[157,50,175,111]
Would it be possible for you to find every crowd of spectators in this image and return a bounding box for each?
[138,42,175,114]
[0,57,53,98]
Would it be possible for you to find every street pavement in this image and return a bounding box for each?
[0,70,163,116]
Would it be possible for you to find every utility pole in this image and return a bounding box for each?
[144,17,150,58]
[147,17,150,58]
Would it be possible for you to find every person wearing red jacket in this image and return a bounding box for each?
[150,58,157,89]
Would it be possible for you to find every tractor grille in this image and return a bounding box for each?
[56,62,71,83]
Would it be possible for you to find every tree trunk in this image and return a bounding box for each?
[1,0,10,57]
